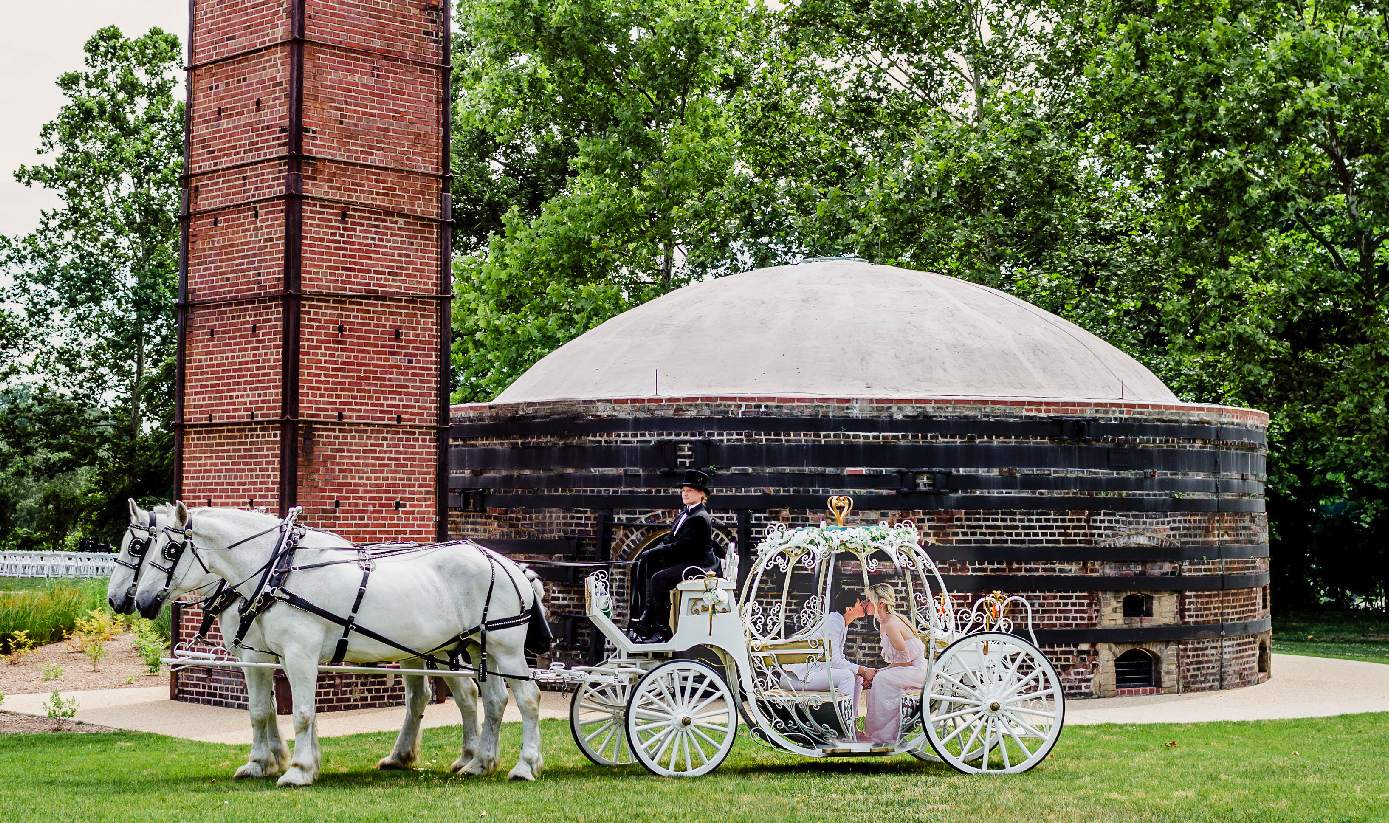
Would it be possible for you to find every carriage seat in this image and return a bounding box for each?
[750,637,857,742]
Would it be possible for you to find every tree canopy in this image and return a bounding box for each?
[452,0,1389,608]
[0,26,182,547]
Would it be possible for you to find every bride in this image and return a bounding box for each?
[862,582,928,744]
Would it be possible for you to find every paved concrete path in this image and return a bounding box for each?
[5,654,1385,744]
[1065,653,1388,725]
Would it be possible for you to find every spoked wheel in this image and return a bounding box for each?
[907,746,943,763]
[924,631,1065,774]
[625,660,737,777]
[570,676,637,766]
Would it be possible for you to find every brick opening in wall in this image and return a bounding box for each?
[1114,648,1156,688]
[1122,593,1153,618]
[1257,639,1270,674]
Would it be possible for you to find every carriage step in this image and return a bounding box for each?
[820,744,898,756]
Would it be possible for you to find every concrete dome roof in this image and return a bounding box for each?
[494,260,1178,404]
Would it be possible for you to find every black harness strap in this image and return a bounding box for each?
[194,582,241,644]
[270,588,533,680]
[234,508,302,648]
[477,556,499,682]
[329,551,374,665]
[471,546,533,682]
[113,528,153,571]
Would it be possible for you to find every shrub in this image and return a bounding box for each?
[73,609,118,643]
[81,639,106,671]
[41,661,63,681]
[132,620,166,674]
[43,691,77,719]
[6,630,37,664]
[150,605,172,643]
[71,608,117,672]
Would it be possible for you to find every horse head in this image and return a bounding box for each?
[135,501,225,619]
[135,504,303,619]
[108,499,168,614]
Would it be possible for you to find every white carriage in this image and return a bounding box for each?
[568,499,1065,776]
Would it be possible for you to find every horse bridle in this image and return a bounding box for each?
[113,514,159,599]
[149,516,212,605]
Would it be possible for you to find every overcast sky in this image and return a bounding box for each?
[0,1,186,239]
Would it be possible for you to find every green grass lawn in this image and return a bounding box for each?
[1273,609,1389,665]
[2,715,1387,822]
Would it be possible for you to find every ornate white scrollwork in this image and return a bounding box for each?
[586,570,612,616]
[954,590,1038,645]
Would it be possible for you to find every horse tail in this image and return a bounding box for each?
[521,567,552,655]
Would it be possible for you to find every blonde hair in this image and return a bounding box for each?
[867,583,924,639]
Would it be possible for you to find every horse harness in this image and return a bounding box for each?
[166,509,546,681]
[114,515,161,599]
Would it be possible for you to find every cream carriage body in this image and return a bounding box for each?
[569,502,1066,776]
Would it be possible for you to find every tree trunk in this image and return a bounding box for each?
[132,331,143,441]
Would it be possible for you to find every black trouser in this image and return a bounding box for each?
[646,564,703,631]
[632,545,708,624]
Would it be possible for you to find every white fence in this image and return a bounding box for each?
[0,551,116,578]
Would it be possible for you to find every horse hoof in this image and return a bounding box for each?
[447,756,468,774]
[277,767,315,787]
[506,765,538,781]
[233,762,264,779]
[376,754,414,771]
[460,758,494,776]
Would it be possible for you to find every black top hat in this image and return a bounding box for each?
[681,469,712,494]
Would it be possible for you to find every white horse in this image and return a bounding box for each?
[131,506,498,784]
[108,500,171,614]
[135,513,483,782]
[135,503,545,786]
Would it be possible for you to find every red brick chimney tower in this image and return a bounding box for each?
[175,0,451,543]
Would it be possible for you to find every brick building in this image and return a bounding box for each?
[170,0,451,709]
[173,0,450,538]
[449,261,1271,698]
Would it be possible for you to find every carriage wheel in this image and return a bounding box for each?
[570,676,637,766]
[907,744,943,763]
[923,631,1065,774]
[625,660,737,777]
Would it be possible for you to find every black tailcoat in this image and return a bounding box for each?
[630,503,718,617]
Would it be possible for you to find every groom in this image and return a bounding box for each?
[780,588,875,725]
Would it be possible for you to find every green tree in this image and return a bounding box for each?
[0,26,182,546]
[1071,0,1389,607]
[450,0,766,401]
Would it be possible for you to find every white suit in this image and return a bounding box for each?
[779,612,862,718]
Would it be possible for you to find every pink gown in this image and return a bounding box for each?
[863,617,927,744]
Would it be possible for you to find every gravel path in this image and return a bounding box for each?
[0,711,116,734]
[0,633,169,695]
